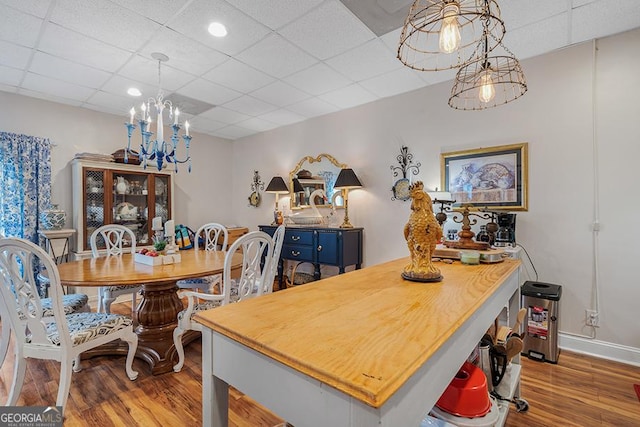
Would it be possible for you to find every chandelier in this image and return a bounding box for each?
[448,3,527,110]
[397,0,505,72]
[124,52,191,172]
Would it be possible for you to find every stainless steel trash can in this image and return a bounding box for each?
[521,281,562,363]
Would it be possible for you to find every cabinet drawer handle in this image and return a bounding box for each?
[291,250,300,257]
[291,236,300,241]
[317,245,322,251]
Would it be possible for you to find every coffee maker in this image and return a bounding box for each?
[494,213,516,247]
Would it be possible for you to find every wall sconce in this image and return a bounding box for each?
[265,176,289,225]
[334,168,363,229]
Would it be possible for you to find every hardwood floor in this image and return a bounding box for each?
[0,301,638,426]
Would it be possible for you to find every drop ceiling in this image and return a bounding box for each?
[1,0,639,140]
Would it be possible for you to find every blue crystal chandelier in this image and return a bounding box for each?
[124,52,191,172]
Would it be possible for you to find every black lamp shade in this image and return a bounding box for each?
[334,168,362,189]
[292,178,304,193]
[265,176,289,193]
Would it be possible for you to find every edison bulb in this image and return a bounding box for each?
[439,3,461,53]
[479,70,495,103]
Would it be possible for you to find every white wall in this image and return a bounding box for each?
[231,28,640,359]
[0,91,235,229]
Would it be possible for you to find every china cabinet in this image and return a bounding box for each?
[71,159,174,259]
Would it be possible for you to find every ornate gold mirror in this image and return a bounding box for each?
[289,153,347,210]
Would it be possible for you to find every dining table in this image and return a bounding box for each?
[57,249,243,375]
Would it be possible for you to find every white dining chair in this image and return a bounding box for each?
[261,225,285,295]
[0,237,138,408]
[90,224,142,314]
[176,223,228,291]
[172,230,274,372]
[0,232,90,368]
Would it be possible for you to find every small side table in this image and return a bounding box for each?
[38,228,75,265]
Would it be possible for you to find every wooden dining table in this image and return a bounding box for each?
[57,249,242,375]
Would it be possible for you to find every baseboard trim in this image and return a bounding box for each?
[559,332,640,367]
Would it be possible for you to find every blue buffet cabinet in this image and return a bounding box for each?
[259,225,363,288]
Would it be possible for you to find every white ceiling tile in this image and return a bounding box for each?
[0,0,51,18]
[222,95,278,116]
[167,0,270,56]
[50,0,161,51]
[284,63,352,96]
[29,51,112,89]
[18,87,84,107]
[199,106,250,124]
[325,38,402,81]
[235,117,279,132]
[188,116,228,132]
[177,78,241,105]
[0,64,23,86]
[0,4,43,47]
[203,59,275,93]
[279,0,375,60]
[108,0,191,25]
[506,14,569,61]
[22,72,95,101]
[285,97,340,118]
[500,0,568,32]
[571,0,640,44]
[101,75,159,100]
[572,0,598,6]
[236,34,318,78]
[379,27,403,53]
[38,24,132,72]
[0,40,32,69]
[85,90,136,114]
[319,83,378,109]
[250,81,311,107]
[359,67,426,98]
[0,83,18,93]
[258,109,306,126]
[141,27,229,76]
[118,55,196,92]
[224,0,324,30]
[213,124,259,139]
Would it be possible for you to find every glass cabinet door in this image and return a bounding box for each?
[84,169,106,249]
[112,172,151,247]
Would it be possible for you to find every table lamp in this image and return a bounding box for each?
[265,176,289,225]
[334,168,362,228]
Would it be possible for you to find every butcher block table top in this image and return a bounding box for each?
[195,257,520,408]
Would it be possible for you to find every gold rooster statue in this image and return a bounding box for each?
[402,181,443,282]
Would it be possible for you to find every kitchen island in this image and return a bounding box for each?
[195,257,521,426]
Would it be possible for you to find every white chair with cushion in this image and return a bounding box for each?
[0,237,138,408]
[0,232,90,367]
[176,223,228,291]
[260,224,285,295]
[172,230,274,372]
[90,224,142,314]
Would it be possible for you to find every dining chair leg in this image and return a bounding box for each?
[56,359,74,408]
[6,351,27,405]
[72,355,82,373]
[172,326,186,372]
[123,332,139,381]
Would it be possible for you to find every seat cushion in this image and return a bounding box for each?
[41,293,89,317]
[177,274,220,287]
[104,285,140,292]
[177,300,223,321]
[42,312,133,346]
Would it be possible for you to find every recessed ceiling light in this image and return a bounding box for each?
[127,87,142,97]
[208,22,227,37]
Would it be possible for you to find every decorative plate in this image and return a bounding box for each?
[392,178,411,201]
[115,202,138,220]
[248,191,261,207]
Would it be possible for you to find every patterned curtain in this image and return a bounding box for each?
[0,132,52,243]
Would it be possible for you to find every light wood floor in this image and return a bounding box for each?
[1,301,639,426]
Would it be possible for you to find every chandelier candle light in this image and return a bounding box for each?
[125,53,192,173]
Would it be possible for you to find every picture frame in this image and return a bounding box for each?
[441,142,528,211]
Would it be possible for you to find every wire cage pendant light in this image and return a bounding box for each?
[124,52,192,173]
[397,0,505,72]
[448,9,527,110]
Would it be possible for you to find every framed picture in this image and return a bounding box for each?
[441,142,528,211]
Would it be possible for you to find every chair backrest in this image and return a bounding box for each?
[0,237,71,349]
[90,224,137,258]
[222,231,273,304]
[195,223,228,252]
[262,225,285,295]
